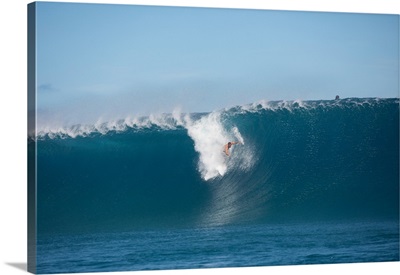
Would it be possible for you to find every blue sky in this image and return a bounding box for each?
[36,2,399,124]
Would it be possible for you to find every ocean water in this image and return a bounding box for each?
[30,98,399,273]
[37,221,399,274]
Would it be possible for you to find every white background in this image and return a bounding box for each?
[0,1,399,275]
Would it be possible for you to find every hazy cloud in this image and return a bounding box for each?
[38,84,58,93]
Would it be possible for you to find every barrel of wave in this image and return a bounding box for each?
[184,111,246,181]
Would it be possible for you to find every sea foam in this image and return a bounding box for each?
[184,112,231,180]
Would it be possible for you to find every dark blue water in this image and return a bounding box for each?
[32,98,399,273]
[37,221,399,274]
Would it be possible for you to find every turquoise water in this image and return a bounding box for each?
[31,98,399,273]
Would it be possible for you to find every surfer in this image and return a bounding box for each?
[224,141,239,157]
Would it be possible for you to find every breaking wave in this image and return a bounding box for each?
[32,98,399,232]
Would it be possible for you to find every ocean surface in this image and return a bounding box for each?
[30,98,399,274]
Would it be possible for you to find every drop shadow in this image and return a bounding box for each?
[6,262,27,272]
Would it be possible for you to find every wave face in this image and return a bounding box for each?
[34,98,399,233]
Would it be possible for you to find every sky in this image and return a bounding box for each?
[35,2,399,125]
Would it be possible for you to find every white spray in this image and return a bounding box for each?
[184,112,230,180]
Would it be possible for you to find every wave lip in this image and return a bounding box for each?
[225,97,399,115]
[35,113,183,140]
[35,98,398,139]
